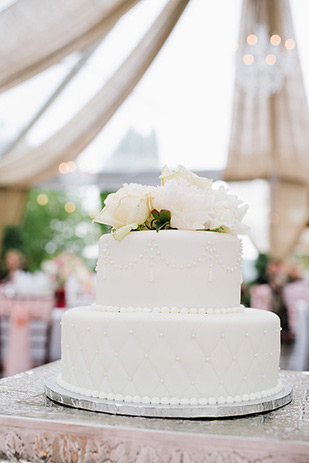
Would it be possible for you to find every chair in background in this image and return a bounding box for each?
[283,281,309,337]
[289,300,309,371]
[250,284,272,311]
[0,291,54,376]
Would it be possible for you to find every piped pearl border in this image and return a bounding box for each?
[91,304,245,315]
[57,374,282,406]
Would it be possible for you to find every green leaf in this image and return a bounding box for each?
[210,226,225,233]
[152,209,160,220]
[159,209,171,223]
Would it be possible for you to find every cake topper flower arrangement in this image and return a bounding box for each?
[94,166,249,240]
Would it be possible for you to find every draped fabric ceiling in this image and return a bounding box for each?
[225,0,309,260]
[0,0,308,260]
[0,0,190,242]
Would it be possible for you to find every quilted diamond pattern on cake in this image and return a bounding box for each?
[61,307,280,400]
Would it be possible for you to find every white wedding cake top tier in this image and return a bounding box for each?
[96,230,243,310]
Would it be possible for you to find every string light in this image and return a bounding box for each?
[59,162,69,174]
[67,161,76,172]
[37,193,48,206]
[65,202,76,213]
[247,34,258,45]
[285,38,295,50]
[270,34,281,46]
[265,54,276,65]
[243,53,254,65]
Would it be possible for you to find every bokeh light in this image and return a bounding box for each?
[270,34,281,46]
[67,161,77,172]
[265,54,276,65]
[59,162,69,174]
[247,34,257,45]
[65,202,76,213]
[37,193,48,206]
[285,38,296,50]
[243,53,254,65]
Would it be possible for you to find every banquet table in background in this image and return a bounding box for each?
[0,290,54,376]
[0,363,308,462]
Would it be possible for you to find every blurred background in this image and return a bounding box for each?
[0,0,308,376]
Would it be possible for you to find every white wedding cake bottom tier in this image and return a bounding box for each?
[59,307,281,405]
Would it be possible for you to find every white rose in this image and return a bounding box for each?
[151,178,214,230]
[94,183,151,239]
[160,165,212,191]
[206,186,249,235]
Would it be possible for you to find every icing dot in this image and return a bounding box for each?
[128,376,132,381]
[104,332,107,336]
[206,357,210,362]
[115,352,119,357]
[79,347,82,351]
[87,327,90,331]
[72,324,75,328]
[264,329,267,334]
[219,380,223,384]
[159,333,164,338]
[243,376,247,381]
[129,330,133,334]
[176,357,180,361]
[160,378,164,383]
[191,334,196,338]
[95,350,99,354]
[232,356,236,361]
[221,333,225,338]
[145,354,149,359]
[191,380,195,385]
[245,333,249,337]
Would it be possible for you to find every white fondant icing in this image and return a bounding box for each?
[96,231,242,309]
[60,306,281,404]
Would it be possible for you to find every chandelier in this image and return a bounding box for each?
[236,24,296,97]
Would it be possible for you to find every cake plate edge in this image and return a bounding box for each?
[45,375,293,419]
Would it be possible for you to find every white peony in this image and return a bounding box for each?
[160,165,212,191]
[206,186,249,235]
[94,183,151,240]
[151,178,214,231]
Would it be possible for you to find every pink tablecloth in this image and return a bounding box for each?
[0,294,54,376]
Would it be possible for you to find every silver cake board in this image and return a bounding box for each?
[45,375,292,419]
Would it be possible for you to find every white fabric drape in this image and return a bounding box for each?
[0,0,190,187]
[225,0,309,259]
[0,0,140,92]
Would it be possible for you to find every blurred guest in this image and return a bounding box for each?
[2,249,26,283]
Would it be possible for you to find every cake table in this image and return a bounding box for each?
[0,362,308,462]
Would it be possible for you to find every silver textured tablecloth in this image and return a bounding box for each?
[0,362,308,462]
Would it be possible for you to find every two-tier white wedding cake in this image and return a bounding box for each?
[58,166,281,406]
